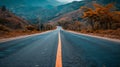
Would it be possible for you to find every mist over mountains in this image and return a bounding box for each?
[0,0,61,8]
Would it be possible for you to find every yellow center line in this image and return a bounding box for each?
[55,32,62,67]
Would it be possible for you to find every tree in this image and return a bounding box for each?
[94,3,115,29]
[1,6,6,11]
[81,7,98,30]
[81,3,117,30]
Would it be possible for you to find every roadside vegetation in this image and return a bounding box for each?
[0,6,56,39]
[0,18,56,39]
[58,3,120,39]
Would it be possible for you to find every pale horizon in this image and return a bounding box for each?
[57,0,82,3]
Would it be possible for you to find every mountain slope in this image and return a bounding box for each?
[11,1,85,23]
[49,1,98,23]
[49,0,120,24]
[49,9,83,23]
[0,7,28,30]
[1,0,119,24]
[0,1,85,23]
[85,0,120,9]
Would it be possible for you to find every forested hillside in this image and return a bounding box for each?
[57,1,120,39]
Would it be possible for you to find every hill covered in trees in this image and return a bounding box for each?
[56,1,120,39]
[0,6,55,39]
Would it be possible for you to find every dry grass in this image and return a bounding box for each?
[0,25,11,32]
[0,30,42,39]
[80,29,120,39]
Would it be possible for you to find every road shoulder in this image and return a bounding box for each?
[66,30,120,43]
[0,30,52,43]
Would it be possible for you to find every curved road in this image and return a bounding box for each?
[0,27,120,67]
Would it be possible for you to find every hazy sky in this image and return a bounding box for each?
[57,0,82,3]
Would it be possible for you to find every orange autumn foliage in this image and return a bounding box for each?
[81,3,120,30]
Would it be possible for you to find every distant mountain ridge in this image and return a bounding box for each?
[0,0,119,24]
[0,0,61,8]
[14,1,85,23]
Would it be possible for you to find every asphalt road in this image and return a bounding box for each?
[0,27,120,67]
